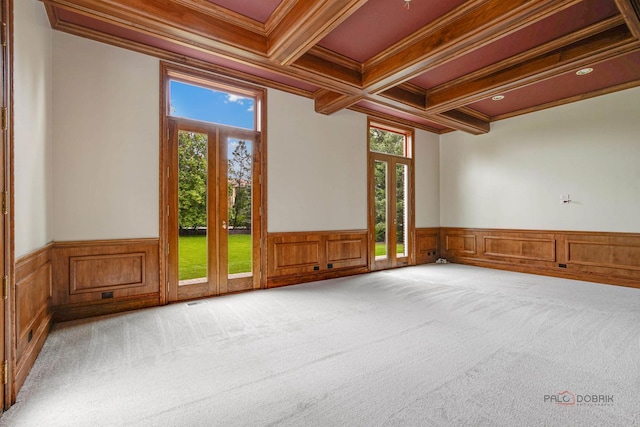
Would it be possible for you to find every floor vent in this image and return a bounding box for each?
[186,300,208,307]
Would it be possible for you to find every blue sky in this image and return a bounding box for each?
[170,80,255,130]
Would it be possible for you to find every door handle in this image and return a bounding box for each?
[222,220,227,230]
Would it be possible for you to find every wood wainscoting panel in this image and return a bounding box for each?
[564,233,640,283]
[15,244,54,396]
[325,233,367,270]
[416,228,439,264]
[483,234,556,262]
[268,230,368,287]
[441,228,640,289]
[443,232,477,255]
[70,252,146,294]
[52,239,160,321]
[270,235,322,277]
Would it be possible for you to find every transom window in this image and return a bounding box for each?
[168,78,259,131]
[369,123,412,158]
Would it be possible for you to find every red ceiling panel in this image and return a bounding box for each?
[317,0,468,62]
[410,0,620,89]
[208,0,283,23]
[468,50,640,117]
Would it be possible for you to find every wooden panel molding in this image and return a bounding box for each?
[70,252,146,294]
[483,235,556,262]
[416,228,439,265]
[615,0,640,39]
[15,244,54,397]
[267,230,368,287]
[444,233,477,256]
[52,239,160,321]
[564,233,640,283]
[440,228,640,289]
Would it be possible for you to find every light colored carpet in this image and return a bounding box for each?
[2,264,639,426]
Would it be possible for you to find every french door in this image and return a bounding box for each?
[167,118,261,301]
[369,153,412,270]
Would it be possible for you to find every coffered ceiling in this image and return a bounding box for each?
[41,0,640,134]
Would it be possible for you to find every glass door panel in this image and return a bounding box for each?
[395,163,408,259]
[374,160,388,261]
[178,130,209,285]
[219,129,258,294]
[227,137,253,276]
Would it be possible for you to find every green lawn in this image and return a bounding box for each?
[180,237,404,280]
[179,235,252,280]
[375,243,406,257]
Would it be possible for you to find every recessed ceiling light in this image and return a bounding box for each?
[576,68,594,76]
[491,95,505,101]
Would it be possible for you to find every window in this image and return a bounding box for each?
[169,80,256,130]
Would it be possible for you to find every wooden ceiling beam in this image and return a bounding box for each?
[347,105,448,134]
[41,0,268,54]
[366,95,490,135]
[614,0,640,38]
[41,0,363,96]
[426,25,639,114]
[429,15,625,94]
[435,110,491,135]
[308,0,582,116]
[362,0,582,92]
[380,84,426,110]
[292,49,362,88]
[169,0,265,34]
[268,0,369,66]
[373,85,489,134]
[315,90,364,114]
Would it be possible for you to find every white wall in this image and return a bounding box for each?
[414,129,440,227]
[267,89,368,232]
[440,87,640,232]
[52,32,160,241]
[14,0,53,257]
[48,34,437,240]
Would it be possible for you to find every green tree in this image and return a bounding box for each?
[228,140,252,229]
[178,131,208,230]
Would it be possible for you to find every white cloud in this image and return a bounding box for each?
[247,105,254,112]
[226,94,248,104]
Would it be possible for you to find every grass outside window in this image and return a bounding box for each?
[179,235,252,281]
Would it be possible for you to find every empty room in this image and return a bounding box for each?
[3,0,640,425]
